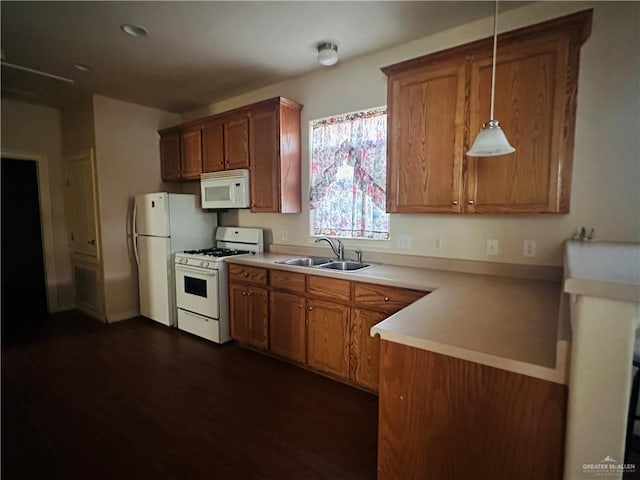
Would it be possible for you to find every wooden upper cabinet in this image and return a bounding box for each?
[466,35,572,213]
[159,126,202,181]
[386,58,466,213]
[202,121,225,173]
[180,128,203,180]
[249,98,302,213]
[382,10,592,214]
[159,129,182,181]
[224,115,249,170]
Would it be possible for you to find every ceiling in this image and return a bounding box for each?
[1,1,528,114]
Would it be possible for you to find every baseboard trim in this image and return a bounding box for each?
[106,310,140,323]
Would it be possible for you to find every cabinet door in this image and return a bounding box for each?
[230,283,268,350]
[181,129,202,180]
[269,290,306,363]
[467,36,572,213]
[387,59,466,213]
[202,122,225,173]
[249,106,279,212]
[230,282,251,344]
[160,132,181,181]
[307,299,350,379]
[350,308,387,391]
[224,116,249,170]
[248,286,269,350]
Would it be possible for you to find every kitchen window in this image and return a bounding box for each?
[309,106,390,240]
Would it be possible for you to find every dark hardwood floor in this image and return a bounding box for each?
[2,311,378,479]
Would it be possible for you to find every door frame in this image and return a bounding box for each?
[1,150,59,312]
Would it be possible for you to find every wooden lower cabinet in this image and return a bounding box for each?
[377,340,567,480]
[350,309,387,390]
[229,282,268,350]
[269,290,306,363]
[307,299,350,378]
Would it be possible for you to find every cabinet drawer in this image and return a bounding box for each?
[270,269,305,294]
[353,282,426,314]
[228,264,267,286]
[307,275,351,303]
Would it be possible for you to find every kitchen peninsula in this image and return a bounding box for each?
[225,251,567,480]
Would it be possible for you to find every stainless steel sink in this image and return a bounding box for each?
[317,261,371,271]
[278,256,335,267]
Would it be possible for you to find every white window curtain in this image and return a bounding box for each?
[309,107,389,239]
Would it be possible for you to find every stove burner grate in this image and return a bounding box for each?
[182,248,250,257]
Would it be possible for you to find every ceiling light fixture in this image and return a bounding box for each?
[317,42,338,67]
[466,0,515,157]
[121,23,148,37]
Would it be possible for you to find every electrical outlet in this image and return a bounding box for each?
[486,239,499,256]
[281,230,288,241]
[397,234,412,249]
[434,237,444,250]
[523,240,536,257]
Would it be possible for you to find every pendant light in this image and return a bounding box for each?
[466,0,515,157]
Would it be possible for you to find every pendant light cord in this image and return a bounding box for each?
[490,0,499,120]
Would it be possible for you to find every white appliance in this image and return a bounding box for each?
[133,192,218,327]
[200,169,250,209]
[174,226,264,343]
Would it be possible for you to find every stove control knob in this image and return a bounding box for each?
[199,260,206,267]
[182,258,188,264]
[203,261,209,268]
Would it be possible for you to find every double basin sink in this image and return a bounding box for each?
[276,256,372,271]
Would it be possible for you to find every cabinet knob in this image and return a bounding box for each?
[242,291,247,296]
[384,296,390,302]
[299,304,303,309]
[452,200,459,206]
[243,272,249,277]
[247,291,252,297]
[468,200,475,205]
[308,306,313,311]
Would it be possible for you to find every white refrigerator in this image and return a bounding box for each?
[133,192,217,327]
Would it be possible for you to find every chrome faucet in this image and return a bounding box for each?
[314,236,344,260]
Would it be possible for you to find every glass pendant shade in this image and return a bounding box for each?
[466,0,515,158]
[466,120,515,156]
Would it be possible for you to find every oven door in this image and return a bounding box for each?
[175,264,219,319]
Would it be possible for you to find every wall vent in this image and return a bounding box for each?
[74,265,99,311]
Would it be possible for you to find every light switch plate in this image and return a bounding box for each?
[397,235,412,249]
[486,239,499,256]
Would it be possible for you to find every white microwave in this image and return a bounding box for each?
[200,169,250,209]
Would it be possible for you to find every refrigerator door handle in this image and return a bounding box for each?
[132,201,140,267]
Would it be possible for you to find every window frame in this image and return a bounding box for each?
[308,106,390,242]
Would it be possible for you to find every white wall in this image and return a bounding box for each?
[1,99,73,309]
[92,95,181,321]
[183,1,640,267]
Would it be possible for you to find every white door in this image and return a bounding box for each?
[66,150,99,258]
[135,193,169,237]
[137,235,172,326]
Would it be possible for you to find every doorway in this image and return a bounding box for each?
[1,158,48,341]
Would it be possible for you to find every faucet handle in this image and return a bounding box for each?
[355,249,363,263]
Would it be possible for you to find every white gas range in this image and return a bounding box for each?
[174,226,263,343]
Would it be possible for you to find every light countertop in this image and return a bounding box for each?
[226,253,566,384]
[564,240,640,302]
